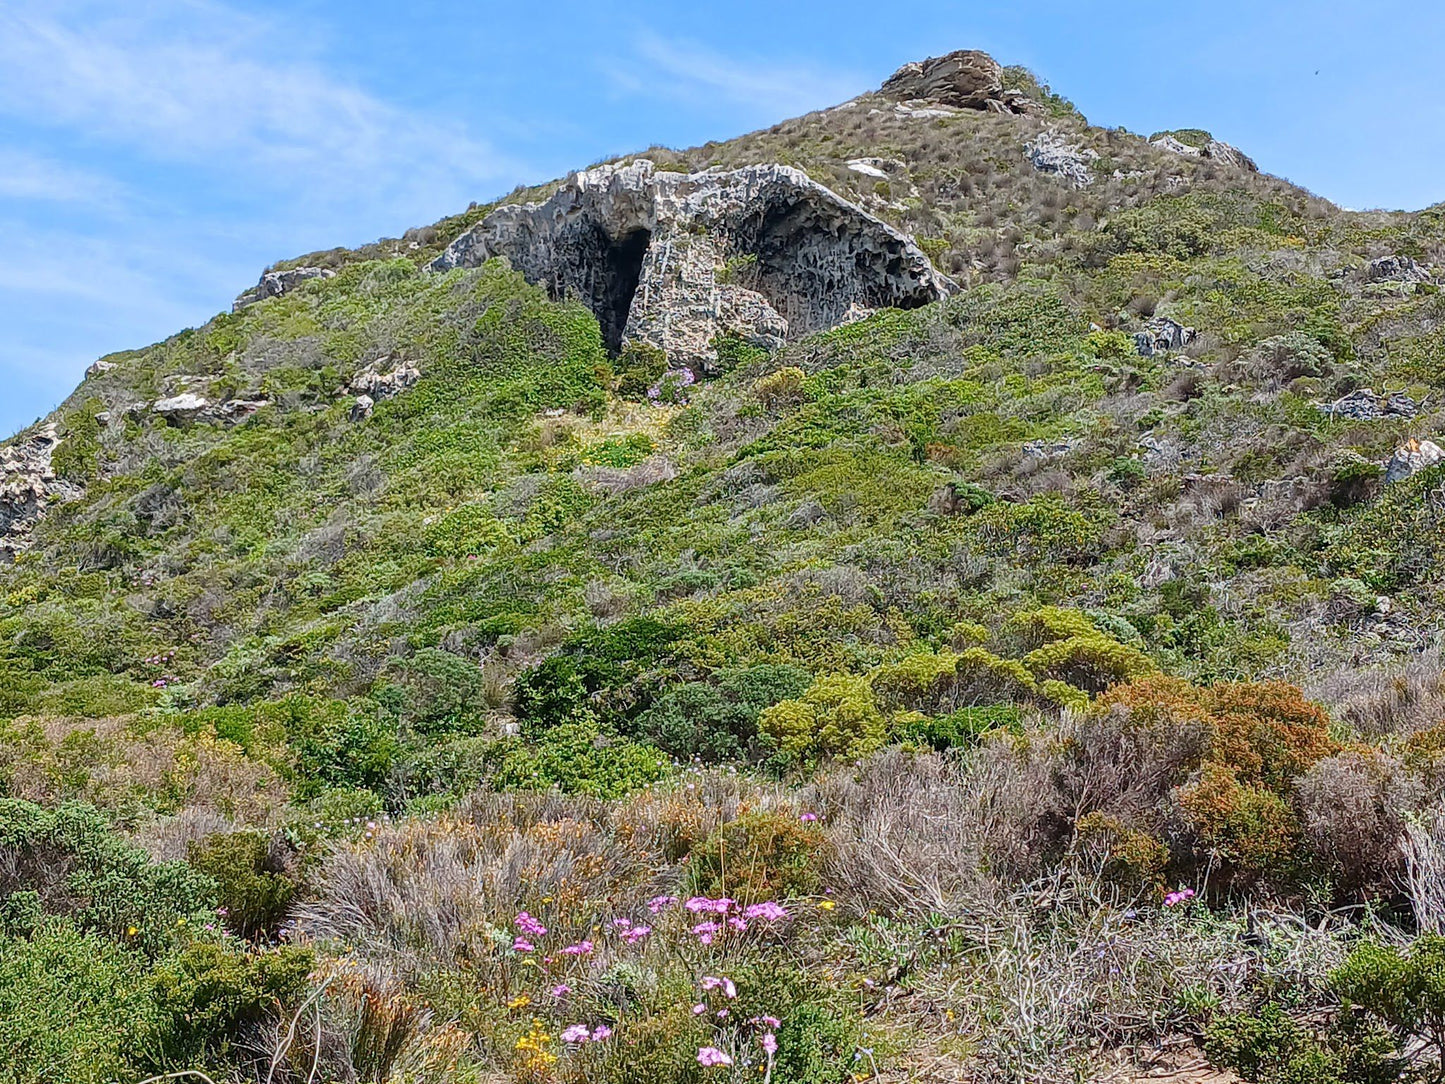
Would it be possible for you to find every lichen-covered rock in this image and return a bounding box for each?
[1317,389,1418,421]
[233,266,336,311]
[1367,255,1431,284]
[1385,438,1445,483]
[429,160,951,370]
[350,394,375,422]
[152,393,212,423]
[1026,130,1098,188]
[879,50,1035,114]
[1149,132,1258,172]
[1,424,81,560]
[349,357,420,400]
[1134,317,1197,356]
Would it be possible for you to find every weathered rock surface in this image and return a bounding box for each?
[1316,389,1418,421]
[1,424,82,560]
[1385,438,1445,483]
[1026,130,1098,188]
[1367,255,1431,284]
[879,50,1035,114]
[350,394,375,422]
[152,393,212,423]
[1149,132,1258,173]
[150,394,269,426]
[348,357,420,400]
[429,160,951,370]
[1134,317,1197,356]
[233,266,336,311]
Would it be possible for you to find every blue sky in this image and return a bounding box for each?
[3,0,1442,439]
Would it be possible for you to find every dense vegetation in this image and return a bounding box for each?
[7,61,1445,1083]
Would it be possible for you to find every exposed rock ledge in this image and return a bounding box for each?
[1148,132,1258,173]
[1,424,81,561]
[428,160,951,370]
[879,50,1036,115]
[233,266,336,311]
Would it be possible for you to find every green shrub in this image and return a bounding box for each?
[633,664,809,762]
[187,832,297,938]
[494,722,668,799]
[1204,1002,1397,1084]
[143,941,315,1071]
[690,811,830,902]
[759,672,885,766]
[901,704,1021,751]
[1332,935,1445,1077]
[0,922,157,1084]
[0,799,213,956]
[513,656,595,735]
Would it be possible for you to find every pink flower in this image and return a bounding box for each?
[612,917,633,930]
[697,1046,733,1067]
[550,984,571,998]
[728,916,749,931]
[691,921,722,945]
[761,1032,778,1055]
[685,896,735,915]
[758,1015,781,1029]
[513,937,535,953]
[1164,887,1197,907]
[515,911,547,937]
[647,895,678,914]
[701,976,737,998]
[561,940,594,956]
[744,901,789,922]
[562,1024,591,1043]
[692,1003,707,1015]
[591,1025,613,1041]
[622,924,651,944]
[800,812,819,823]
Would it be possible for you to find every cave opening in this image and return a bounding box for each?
[598,228,652,356]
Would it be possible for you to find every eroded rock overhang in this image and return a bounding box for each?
[428,160,953,370]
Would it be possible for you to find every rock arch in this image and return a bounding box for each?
[429,160,951,370]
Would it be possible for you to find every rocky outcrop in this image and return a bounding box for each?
[429,160,951,370]
[1149,132,1258,173]
[1317,389,1418,421]
[146,394,269,426]
[1367,255,1431,285]
[233,266,336,311]
[348,357,420,401]
[879,50,1035,114]
[152,393,212,423]
[1385,438,1445,483]
[1134,317,1197,357]
[1026,130,1098,188]
[1,424,81,560]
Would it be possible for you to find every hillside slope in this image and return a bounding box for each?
[5,49,1445,1084]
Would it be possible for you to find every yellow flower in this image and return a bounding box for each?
[818,900,836,911]
[508,994,532,1010]
[126,926,138,937]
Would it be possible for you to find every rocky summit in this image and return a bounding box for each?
[7,46,1445,1084]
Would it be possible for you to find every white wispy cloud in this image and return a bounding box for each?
[0,149,124,205]
[0,0,528,439]
[0,0,516,214]
[624,32,861,118]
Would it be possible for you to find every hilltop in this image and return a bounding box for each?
[5,49,1445,1084]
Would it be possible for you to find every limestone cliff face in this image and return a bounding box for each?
[429,160,951,370]
[0,424,80,560]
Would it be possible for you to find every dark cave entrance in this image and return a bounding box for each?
[597,228,652,355]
